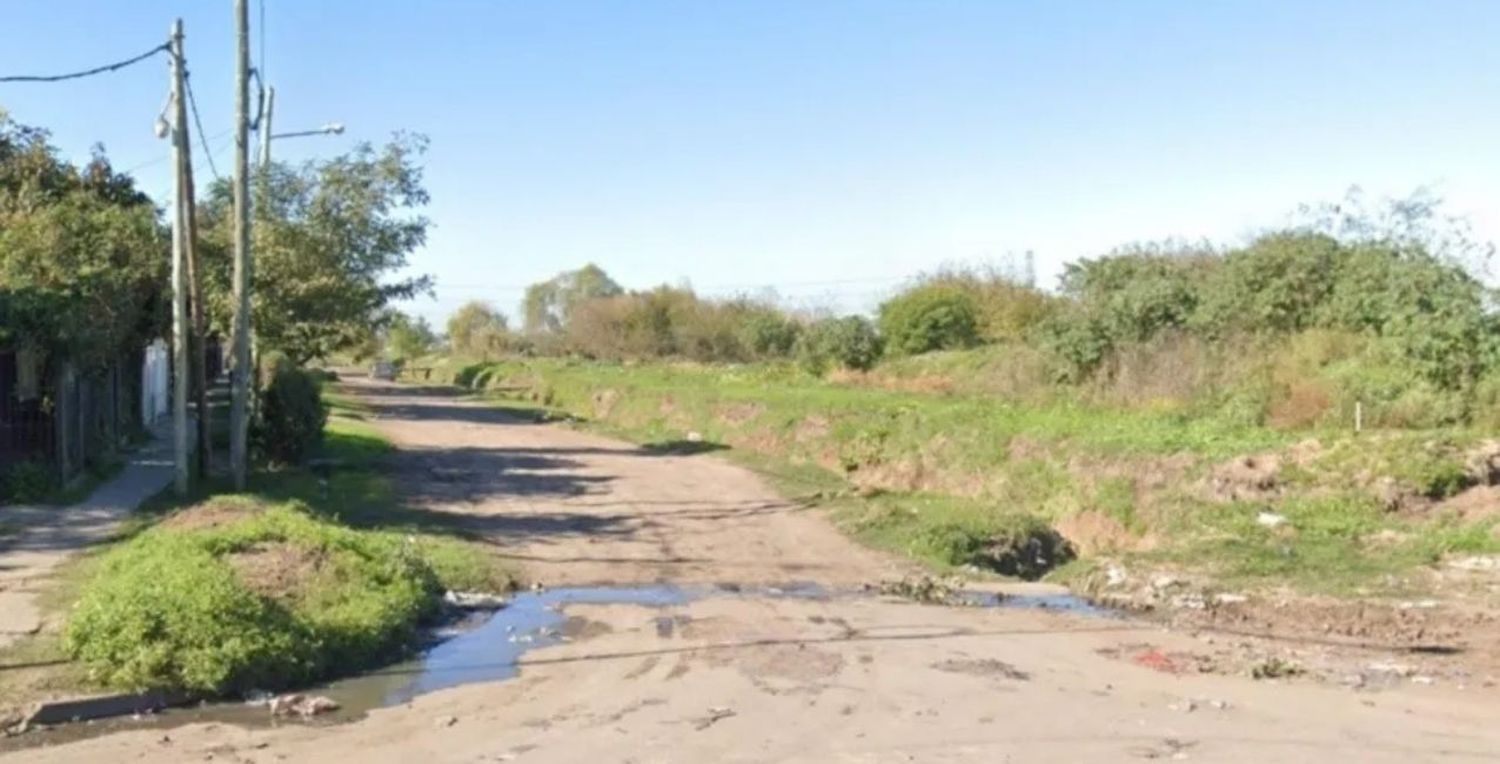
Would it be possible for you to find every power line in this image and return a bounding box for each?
[0,41,169,83]
[427,274,909,292]
[184,73,222,181]
[125,128,232,175]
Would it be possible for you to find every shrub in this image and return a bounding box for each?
[1034,307,1113,382]
[796,316,883,374]
[878,285,980,356]
[1,461,55,504]
[738,311,801,359]
[1058,244,1217,343]
[254,367,328,465]
[1193,231,1342,336]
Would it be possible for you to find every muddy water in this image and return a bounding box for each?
[2,583,1112,753]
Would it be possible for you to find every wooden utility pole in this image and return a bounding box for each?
[169,19,191,495]
[229,0,252,489]
[183,110,210,479]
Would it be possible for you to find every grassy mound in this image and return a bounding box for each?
[63,497,507,695]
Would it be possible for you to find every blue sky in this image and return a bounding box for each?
[5,1,1500,325]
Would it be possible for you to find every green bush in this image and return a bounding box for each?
[796,316,883,374]
[1193,232,1341,336]
[254,367,328,465]
[878,286,980,356]
[1058,245,1215,343]
[738,312,801,359]
[1034,308,1113,382]
[913,266,1055,342]
[62,500,496,694]
[453,362,489,388]
[1,461,56,504]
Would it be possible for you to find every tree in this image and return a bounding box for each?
[522,264,623,334]
[878,285,980,355]
[384,313,436,362]
[0,113,167,367]
[198,134,433,365]
[446,300,510,358]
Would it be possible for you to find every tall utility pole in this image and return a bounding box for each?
[183,104,209,480]
[168,19,191,496]
[229,0,253,490]
[260,85,275,168]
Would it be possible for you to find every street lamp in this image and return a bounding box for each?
[272,122,345,140]
[258,86,343,168]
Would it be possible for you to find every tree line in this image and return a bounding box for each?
[406,189,1500,430]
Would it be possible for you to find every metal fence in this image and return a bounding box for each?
[1,350,145,482]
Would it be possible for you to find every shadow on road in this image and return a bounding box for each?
[327,380,807,567]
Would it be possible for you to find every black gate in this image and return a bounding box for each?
[0,350,55,472]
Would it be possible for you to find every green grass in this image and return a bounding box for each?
[1142,494,1500,595]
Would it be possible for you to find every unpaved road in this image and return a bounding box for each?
[9,379,1500,763]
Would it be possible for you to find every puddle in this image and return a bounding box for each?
[955,590,1119,617]
[0,580,1115,751]
[360,584,693,706]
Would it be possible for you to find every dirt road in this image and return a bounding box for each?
[10,379,1500,763]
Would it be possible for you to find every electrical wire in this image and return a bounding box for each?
[248,68,265,131]
[0,41,169,83]
[124,129,232,175]
[183,73,222,181]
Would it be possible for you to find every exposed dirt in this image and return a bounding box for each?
[158,499,261,532]
[227,542,328,602]
[1433,484,1500,522]
[1203,453,1284,503]
[1055,510,1135,555]
[12,377,1500,763]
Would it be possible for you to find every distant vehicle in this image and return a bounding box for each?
[370,360,398,381]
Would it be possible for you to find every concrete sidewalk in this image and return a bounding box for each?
[0,424,177,649]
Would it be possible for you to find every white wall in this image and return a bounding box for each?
[141,339,169,425]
